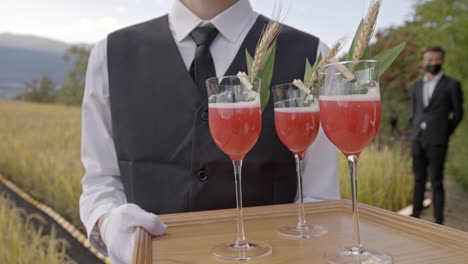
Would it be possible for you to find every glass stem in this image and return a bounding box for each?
[294,154,307,228]
[233,159,247,247]
[348,155,362,251]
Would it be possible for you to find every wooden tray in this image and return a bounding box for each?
[132,200,468,264]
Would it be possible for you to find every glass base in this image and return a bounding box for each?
[325,246,392,264]
[278,224,328,238]
[212,241,272,260]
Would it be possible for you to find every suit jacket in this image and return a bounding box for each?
[410,74,464,145]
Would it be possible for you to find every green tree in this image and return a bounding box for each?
[54,46,90,106]
[371,27,421,134]
[371,0,468,189]
[21,76,56,103]
[403,0,468,189]
[410,0,468,80]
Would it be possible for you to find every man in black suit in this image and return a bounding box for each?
[410,46,464,224]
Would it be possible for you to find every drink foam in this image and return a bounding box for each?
[319,87,380,101]
[274,105,319,112]
[208,100,260,108]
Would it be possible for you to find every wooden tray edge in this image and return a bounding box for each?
[133,227,152,264]
[158,200,346,226]
[351,201,468,252]
[133,200,468,263]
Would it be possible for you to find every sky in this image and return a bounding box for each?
[0,0,416,46]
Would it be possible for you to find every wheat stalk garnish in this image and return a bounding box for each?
[251,20,283,80]
[308,38,346,87]
[351,0,381,71]
[293,38,346,95]
[237,19,283,90]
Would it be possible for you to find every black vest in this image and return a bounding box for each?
[107,15,319,214]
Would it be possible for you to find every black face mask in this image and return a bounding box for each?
[425,64,442,74]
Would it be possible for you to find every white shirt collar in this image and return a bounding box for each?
[169,0,255,43]
[423,71,444,83]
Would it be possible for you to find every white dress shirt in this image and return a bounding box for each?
[420,71,444,130]
[423,71,444,107]
[80,0,339,252]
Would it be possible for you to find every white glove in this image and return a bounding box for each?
[100,203,167,264]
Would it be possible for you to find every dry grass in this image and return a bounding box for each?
[339,143,413,211]
[0,194,75,264]
[0,99,84,230]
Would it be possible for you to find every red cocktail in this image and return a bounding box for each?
[206,75,271,260]
[209,103,261,160]
[272,83,328,238]
[274,107,320,155]
[319,96,381,157]
[318,60,392,264]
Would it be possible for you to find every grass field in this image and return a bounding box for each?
[0,100,83,229]
[338,142,413,211]
[0,194,75,264]
[0,99,415,232]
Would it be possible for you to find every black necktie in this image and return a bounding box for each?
[190,25,219,97]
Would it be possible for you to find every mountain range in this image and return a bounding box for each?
[0,33,85,99]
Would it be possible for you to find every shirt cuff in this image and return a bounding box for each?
[86,203,122,255]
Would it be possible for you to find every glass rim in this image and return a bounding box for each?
[271,82,316,89]
[317,59,378,71]
[205,75,261,83]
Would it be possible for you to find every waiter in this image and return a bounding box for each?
[79,0,339,263]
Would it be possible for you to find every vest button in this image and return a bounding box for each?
[201,110,208,122]
[197,170,208,182]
